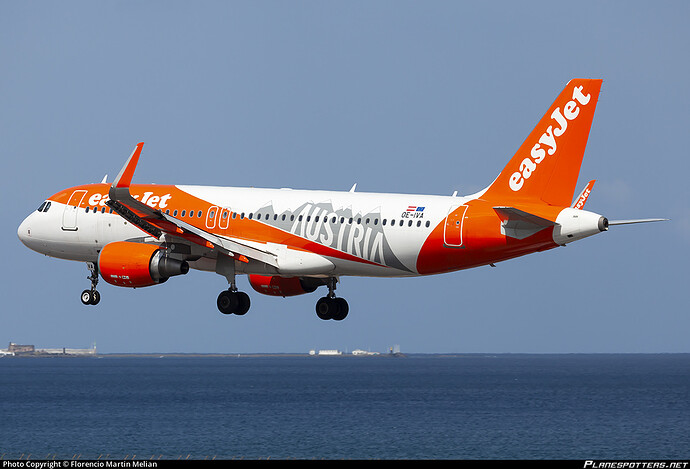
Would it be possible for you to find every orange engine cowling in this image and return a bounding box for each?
[99,241,189,288]
[248,275,325,297]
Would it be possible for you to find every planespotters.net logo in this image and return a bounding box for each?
[584,461,689,469]
[509,85,592,192]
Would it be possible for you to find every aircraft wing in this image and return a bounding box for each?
[106,143,279,268]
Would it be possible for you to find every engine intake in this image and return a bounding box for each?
[99,241,189,288]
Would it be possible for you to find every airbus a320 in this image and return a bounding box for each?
[18,79,665,320]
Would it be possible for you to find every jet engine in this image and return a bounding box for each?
[99,241,189,288]
[248,275,325,297]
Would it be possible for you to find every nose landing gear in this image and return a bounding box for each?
[81,262,101,305]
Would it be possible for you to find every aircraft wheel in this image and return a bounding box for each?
[217,290,239,315]
[81,290,100,306]
[91,290,101,306]
[236,292,251,316]
[332,298,349,321]
[81,290,93,305]
[316,297,344,320]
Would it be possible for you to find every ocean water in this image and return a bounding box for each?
[0,354,688,460]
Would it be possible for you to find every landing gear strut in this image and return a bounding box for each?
[215,253,251,316]
[315,277,348,321]
[81,262,101,306]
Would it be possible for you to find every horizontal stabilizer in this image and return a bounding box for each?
[493,206,556,240]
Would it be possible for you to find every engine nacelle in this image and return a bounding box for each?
[99,241,189,288]
[248,275,325,297]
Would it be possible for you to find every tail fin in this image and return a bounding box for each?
[481,79,602,207]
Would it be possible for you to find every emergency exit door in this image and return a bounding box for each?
[443,205,467,247]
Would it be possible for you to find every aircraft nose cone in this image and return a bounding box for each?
[17,213,40,251]
[18,215,31,245]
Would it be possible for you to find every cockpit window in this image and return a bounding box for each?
[36,201,51,212]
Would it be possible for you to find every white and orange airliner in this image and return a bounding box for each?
[18,79,665,320]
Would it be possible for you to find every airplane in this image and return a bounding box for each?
[17,79,666,320]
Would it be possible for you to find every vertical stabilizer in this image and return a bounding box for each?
[481,79,602,207]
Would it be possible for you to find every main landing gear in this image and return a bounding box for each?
[81,262,101,306]
[315,278,349,321]
[217,282,251,316]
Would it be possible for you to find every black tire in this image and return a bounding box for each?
[316,297,340,320]
[81,290,93,305]
[332,298,349,321]
[91,290,101,306]
[217,290,239,315]
[235,292,251,316]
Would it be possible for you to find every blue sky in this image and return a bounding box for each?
[2,1,688,353]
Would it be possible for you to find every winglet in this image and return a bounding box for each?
[571,180,596,209]
[112,142,144,189]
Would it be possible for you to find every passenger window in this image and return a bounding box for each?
[173,210,178,216]
[248,213,253,220]
[85,207,90,213]
[426,221,430,228]
[382,219,387,226]
[198,210,202,218]
[417,220,421,227]
[408,220,412,227]
[181,210,186,217]
[399,220,404,227]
